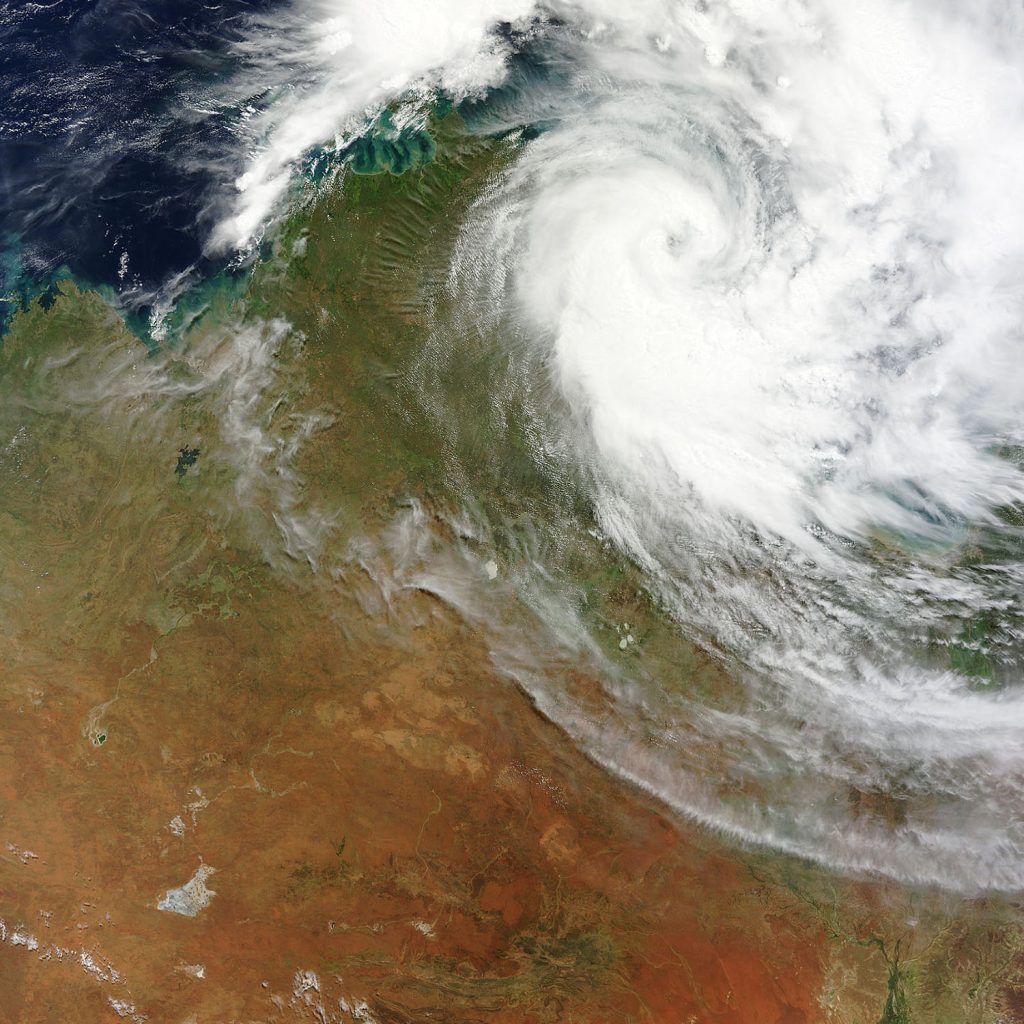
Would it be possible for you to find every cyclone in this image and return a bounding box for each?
[216,0,1024,890]
[440,0,1024,890]
[15,0,1022,891]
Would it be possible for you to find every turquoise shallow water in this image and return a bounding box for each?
[0,0,287,330]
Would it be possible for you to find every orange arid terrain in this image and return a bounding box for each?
[1,116,1023,1024]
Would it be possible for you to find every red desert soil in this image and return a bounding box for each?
[0,573,827,1023]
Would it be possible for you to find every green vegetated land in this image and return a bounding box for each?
[250,110,744,712]
[2,109,1023,1023]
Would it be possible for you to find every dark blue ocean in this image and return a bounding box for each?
[0,0,288,331]
[0,2,566,335]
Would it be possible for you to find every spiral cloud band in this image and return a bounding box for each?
[224,0,1024,890]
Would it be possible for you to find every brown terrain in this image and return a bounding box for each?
[2,130,1022,1021]
[0,557,832,1023]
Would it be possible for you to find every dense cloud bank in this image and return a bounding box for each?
[221,0,1024,890]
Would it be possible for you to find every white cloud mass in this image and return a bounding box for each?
[218,0,1024,890]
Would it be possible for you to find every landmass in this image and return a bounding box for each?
[0,113,1022,1023]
